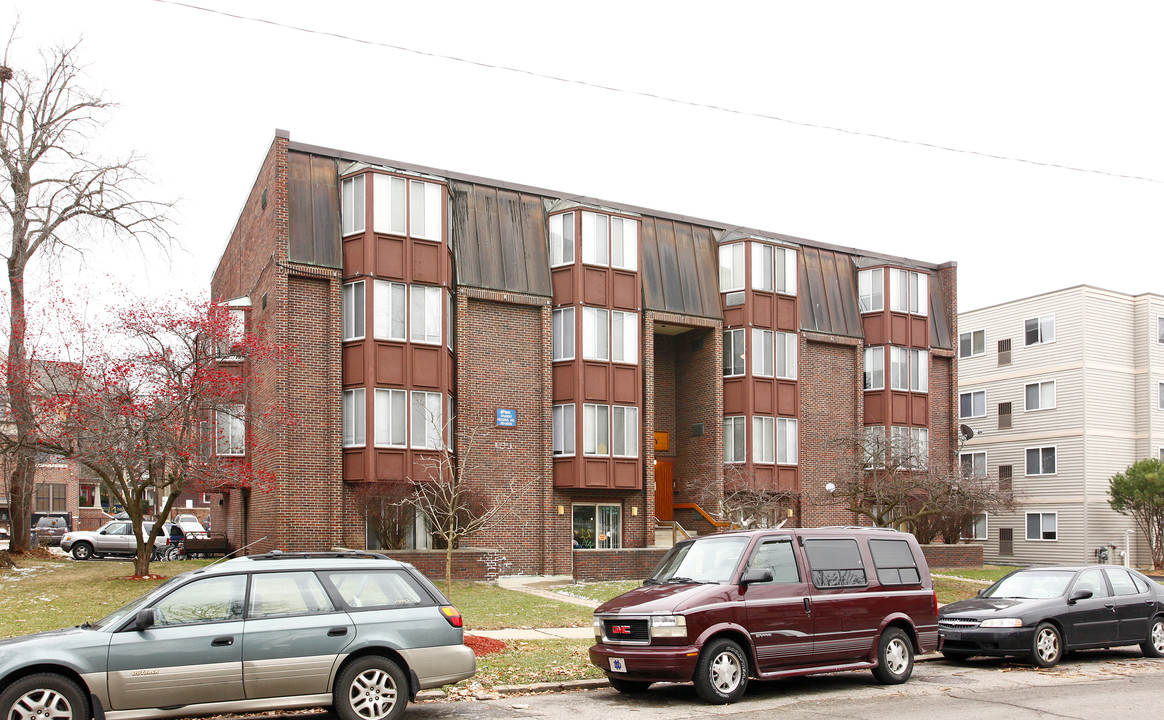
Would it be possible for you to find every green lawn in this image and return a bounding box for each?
[445,581,596,631]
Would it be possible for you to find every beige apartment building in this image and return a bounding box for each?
[958,286,1164,566]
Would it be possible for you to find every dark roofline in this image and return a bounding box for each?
[283,132,956,273]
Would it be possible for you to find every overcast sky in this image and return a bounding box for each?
[3,0,1161,314]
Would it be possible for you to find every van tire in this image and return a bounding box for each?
[871,627,914,684]
[693,638,748,704]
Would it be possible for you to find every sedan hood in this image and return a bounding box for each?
[595,583,721,615]
[941,596,1037,616]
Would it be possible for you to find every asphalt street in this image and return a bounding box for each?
[396,648,1164,720]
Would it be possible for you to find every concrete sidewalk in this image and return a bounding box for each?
[470,626,594,640]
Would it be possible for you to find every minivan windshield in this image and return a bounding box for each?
[645,535,751,585]
[984,570,1074,600]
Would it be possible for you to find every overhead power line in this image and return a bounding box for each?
[152,0,1163,186]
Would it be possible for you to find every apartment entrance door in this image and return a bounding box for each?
[655,459,674,521]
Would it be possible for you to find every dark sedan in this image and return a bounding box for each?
[939,565,1164,667]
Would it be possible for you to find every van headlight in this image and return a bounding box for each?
[649,615,687,638]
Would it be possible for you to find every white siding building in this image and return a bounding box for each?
[958,286,1164,566]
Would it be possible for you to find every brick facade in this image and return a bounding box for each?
[209,132,961,578]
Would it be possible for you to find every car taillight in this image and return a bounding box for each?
[440,605,463,628]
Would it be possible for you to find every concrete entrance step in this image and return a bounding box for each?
[653,521,693,548]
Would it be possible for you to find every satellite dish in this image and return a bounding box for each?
[959,424,975,441]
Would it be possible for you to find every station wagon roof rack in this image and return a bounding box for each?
[247,550,392,561]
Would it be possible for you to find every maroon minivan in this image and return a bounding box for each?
[589,527,939,703]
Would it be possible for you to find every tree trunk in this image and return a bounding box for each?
[446,544,454,602]
[5,265,36,554]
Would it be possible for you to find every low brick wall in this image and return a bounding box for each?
[387,548,513,581]
[573,548,670,581]
[922,543,984,569]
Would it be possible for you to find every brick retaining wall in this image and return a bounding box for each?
[573,548,670,581]
[922,543,984,568]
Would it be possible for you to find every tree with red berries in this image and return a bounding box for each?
[1,29,170,552]
[28,295,287,575]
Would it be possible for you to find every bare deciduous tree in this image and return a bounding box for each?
[0,29,169,552]
[405,422,524,601]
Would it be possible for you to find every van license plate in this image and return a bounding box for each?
[609,657,627,673]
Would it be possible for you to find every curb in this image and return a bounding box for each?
[419,654,945,701]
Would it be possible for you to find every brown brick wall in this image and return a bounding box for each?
[455,295,565,575]
[799,335,865,528]
[573,548,669,581]
[922,543,983,568]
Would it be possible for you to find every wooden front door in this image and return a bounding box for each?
[655,459,674,521]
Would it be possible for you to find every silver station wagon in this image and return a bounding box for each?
[0,551,475,720]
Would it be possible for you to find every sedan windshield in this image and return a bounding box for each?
[985,570,1075,599]
[645,536,751,585]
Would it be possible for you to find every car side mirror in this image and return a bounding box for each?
[740,567,774,585]
[1069,589,1093,604]
[976,588,986,597]
[135,608,156,631]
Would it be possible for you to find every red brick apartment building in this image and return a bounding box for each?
[209,130,958,579]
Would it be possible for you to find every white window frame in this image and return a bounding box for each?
[962,513,988,541]
[409,179,444,242]
[552,403,575,457]
[863,426,888,469]
[889,268,909,313]
[582,307,610,361]
[552,308,575,361]
[960,451,987,478]
[1025,446,1057,476]
[960,390,986,419]
[753,416,775,464]
[1025,314,1056,346]
[1159,381,1164,411]
[610,216,638,271]
[959,329,985,358]
[373,280,407,341]
[909,271,928,316]
[341,175,365,236]
[215,404,245,457]
[910,349,928,393]
[409,285,442,345]
[752,329,774,378]
[373,388,407,448]
[549,212,575,267]
[342,388,366,448]
[776,331,797,380]
[889,269,928,315]
[777,417,798,465]
[724,416,746,463]
[776,246,797,296]
[1025,380,1056,412]
[891,426,927,469]
[723,328,745,377]
[612,406,639,458]
[858,268,884,313]
[342,281,365,342]
[752,243,774,292]
[581,211,610,266]
[611,311,638,365]
[583,403,610,456]
[410,391,443,450]
[1025,511,1058,541]
[373,174,407,235]
[573,503,622,550]
[864,346,884,390]
[719,243,745,293]
[889,346,908,391]
[1158,316,1164,344]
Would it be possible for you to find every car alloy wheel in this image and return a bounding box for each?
[693,638,748,704]
[334,656,407,720]
[1141,618,1164,658]
[1031,622,1062,668]
[0,673,88,720]
[70,543,93,561]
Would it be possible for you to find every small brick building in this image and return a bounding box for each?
[209,130,959,579]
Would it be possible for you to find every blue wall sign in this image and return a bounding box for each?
[496,408,517,427]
